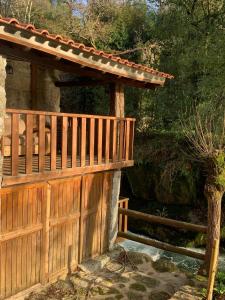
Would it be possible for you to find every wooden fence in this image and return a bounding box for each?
[118,207,207,261]
[118,197,129,233]
[0,172,112,299]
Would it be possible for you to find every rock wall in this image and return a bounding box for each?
[0,56,7,186]
[5,59,60,112]
[6,59,31,109]
[35,67,60,112]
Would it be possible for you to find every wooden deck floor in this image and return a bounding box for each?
[3,154,112,176]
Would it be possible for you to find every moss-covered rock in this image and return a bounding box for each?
[133,274,160,288]
[149,291,171,300]
[152,258,178,273]
[129,283,147,292]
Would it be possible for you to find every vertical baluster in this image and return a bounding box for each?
[129,120,135,160]
[51,115,57,171]
[11,113,19,176]
[98,119,102,165]
[61,116,68,169]
[119,120,124,161]
[38,114,45,172]
[125,120,130,161]
[89,118,95,166]
[72,117,77,169]
[81,117,86,167]
[105,119,110,164]
[26,114,33,174]
[112,119,117,162]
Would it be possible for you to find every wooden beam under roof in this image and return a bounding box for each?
[55,79,108,87]
[0,41,158,89]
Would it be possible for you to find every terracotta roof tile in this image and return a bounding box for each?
[0,17,174,79]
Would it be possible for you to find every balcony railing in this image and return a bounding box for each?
[2,109,135,186]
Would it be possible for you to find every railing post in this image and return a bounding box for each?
[89,118,95,166]
[26,114,33,174]
[98,119,103,165]
[11,113,19,176]
[81,118,86,167]
[38,114,46,172]
[72,117,77,169]
[61,116,68,169]
[50,116,57,171]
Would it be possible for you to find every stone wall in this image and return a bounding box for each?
[5,59,61,112]
[0,56,7,186]
[35,67,60,112]
[6,59,31,109]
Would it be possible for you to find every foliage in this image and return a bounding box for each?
[214,272,225,296]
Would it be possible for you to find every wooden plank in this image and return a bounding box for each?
[112,120,117,162]
[6,108,135,121]
[5,240,12,297]
[41,184,50,284]
[26,114,33,174]
[119,120,124,161]
[61,117,68,169]
[0,223,43,242]
[125,120,130,161]
[124,200,128,232]
[11,113,19,176]
[51,116,57,171]
[98,119,103,165]
[89,118,95,166]
[105,119,110,164]
[72,117,77,169]
[118,231,206,261]
[49,213,80,227]
[0,242,6,298]
[38,115,45,172]
[129,120,135,160]
[81,118,86,167]
[118,208,207,233]
[3,160,134,187]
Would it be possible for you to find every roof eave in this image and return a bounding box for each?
[0,23,166,87]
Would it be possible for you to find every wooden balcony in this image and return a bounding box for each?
[2,109,135,186]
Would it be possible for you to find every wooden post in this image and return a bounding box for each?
[108,83,125,250]
[207,239,220,300]
[0,56,7,187]
[110,83,124,118]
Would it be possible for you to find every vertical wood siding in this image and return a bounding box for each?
[0,172,112,299]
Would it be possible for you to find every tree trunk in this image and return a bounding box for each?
[204,181,223,275]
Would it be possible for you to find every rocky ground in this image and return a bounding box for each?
[26,246,206,300]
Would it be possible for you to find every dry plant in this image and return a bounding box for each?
[182,104,225,274]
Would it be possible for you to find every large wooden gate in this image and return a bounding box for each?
[0,172,112,299]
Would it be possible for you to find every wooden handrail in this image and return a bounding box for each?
[118,231,205,261]
[118,207,207,233]
[6,108,136,121]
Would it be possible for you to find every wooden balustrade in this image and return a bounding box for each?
[2,109,135,185]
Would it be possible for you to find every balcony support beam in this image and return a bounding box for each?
[0,55,7,188]
[108,83,125,250]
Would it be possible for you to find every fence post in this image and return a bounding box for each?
[207,239,220,300]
